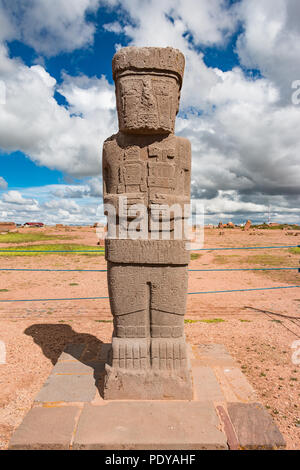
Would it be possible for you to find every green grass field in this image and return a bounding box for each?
[0,243,104,256]
[252,223,300,230]
[0,232,76,244]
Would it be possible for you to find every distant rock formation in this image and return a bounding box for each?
[244,220,251,231]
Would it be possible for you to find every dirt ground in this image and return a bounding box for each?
[0,226,299,450]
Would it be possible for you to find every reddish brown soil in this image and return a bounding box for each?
[0,226,299,449]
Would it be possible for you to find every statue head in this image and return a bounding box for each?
[112,47,185,135]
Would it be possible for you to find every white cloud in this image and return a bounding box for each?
[0,0,101,56]
[0,190,40,219]
[0,44,117,177]
[0,184,100,224]
[170,0,237,46]
[236,0,300,103]
[0,182,298,226]
[107,0,300,223]
[0,0,299,225]
[103,21,123,34]
[44,198,81,214]
[0,176,7,189]
[2,190,37,205]
[58,73,116,115]
[51,178,102,199]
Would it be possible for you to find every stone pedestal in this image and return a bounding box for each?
[104,337,193,400]
[8,343,286,450]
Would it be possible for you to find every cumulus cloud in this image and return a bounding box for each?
[51,178,102,199]
[0,176,7,189]
[0,0,299,224]
[0,185,101,225]
[236,0,300,104]
[2,190,37,205]
[169,0,237,47]
[105,0,300,223]
[0,0,101,56]
[0,190,41,221]
[103,21,124,34]
[44,198,81,213]
[58,73,116,115]
[0,44,117,176]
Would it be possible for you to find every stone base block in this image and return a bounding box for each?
[8,343,286,450]
[73,401,227,450]
[103,364,193,400]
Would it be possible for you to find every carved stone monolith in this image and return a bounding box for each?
[102,47,193,399]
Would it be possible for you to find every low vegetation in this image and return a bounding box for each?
[252,223,300,230]
[0,232,76,244]
[185,318,225,324]
[190,253,201,260]
[0,243,104,257]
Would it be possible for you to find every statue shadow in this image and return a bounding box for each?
[24,323,111,398]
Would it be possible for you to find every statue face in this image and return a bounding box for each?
[116,73,180,134]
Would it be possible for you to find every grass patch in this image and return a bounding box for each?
[184,318,224,324]
[190,253,201,261]
[239,319,251,322]
[69,283,79,286]
[213,254,241,265]
[0,243,105,257]
[94,319,113,323]
[289,247,300,255]
[0,232,76,244]
[245,254,290,266]
[199,318,225,324]
[0,288,9,292]
[214,253,290,267]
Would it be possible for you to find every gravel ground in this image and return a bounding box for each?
[0,226,299,449]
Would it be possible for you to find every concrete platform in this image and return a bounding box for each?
[8,343,286,450]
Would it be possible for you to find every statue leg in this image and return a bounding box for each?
[150,266,189,371]
[104,263,193,399]
[107,261,150,369]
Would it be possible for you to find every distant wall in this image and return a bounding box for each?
[0,222,16,232]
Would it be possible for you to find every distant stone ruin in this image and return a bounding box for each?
[244,220,251,231]
[0,222,16,233]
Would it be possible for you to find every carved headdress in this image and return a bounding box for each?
[112,47,185,89]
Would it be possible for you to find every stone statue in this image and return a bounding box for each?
[102,47,193,399]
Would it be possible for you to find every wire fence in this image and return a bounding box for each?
[1,285,300,303]
[0,243,299,302]
[0,244,299,253]
[0,267,299,272]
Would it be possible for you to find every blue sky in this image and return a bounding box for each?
[0,0,300,225]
